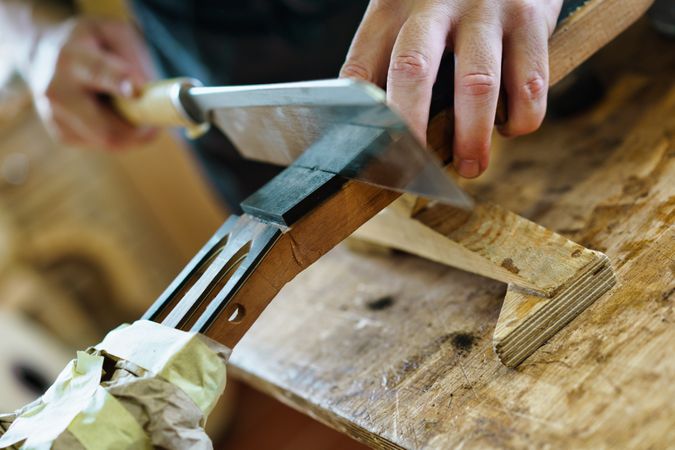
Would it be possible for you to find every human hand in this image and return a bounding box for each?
[341,0,563,178]
[26,17,157,150]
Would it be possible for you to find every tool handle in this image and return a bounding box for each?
[113,77,209,137]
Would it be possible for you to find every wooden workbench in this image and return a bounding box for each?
[228,20,675,449]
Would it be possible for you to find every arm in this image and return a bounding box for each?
[0,0,157,149]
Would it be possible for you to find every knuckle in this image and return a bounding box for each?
[389,51,433,82]
[519,72,547,102]
[340,61,373,81]
[87,62,105,83]
[459,72,498,97]
[511,0,537,16]
[508,0,538,26]
[91,64,122,90]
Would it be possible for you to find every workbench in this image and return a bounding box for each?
[228,21,674,448]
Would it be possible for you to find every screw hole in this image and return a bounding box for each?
[228,303,246,323]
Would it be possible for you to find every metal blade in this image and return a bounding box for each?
[188,79,473,209]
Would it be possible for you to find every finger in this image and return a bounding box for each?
[51,101,109,148]
[91,101,158,149]
[96,20,155,86]
[339,2,406,85]
[55,95,153,150]
[452,20,502,178]
[67,48,136,98]
[499,11,549,137]
[386,11,450,143]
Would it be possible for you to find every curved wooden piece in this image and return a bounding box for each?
[143,176,398,348]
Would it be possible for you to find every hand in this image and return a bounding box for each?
[341,0,563,178]
[26,17,157,150]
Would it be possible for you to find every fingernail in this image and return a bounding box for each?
[456,159,480,178]
[120,79,134,98]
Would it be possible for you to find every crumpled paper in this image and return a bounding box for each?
[0,320,230,450]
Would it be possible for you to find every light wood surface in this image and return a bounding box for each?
[353,198,602,297]
[352,198,616,367]
[228,20,675,448]
[548,0,654,85]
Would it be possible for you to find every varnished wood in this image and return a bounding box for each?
[548,0,654,85]
[228,21,675,448]
[203,183,399,348]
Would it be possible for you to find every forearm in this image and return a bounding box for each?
[0,0,74,77]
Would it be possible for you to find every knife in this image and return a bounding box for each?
[114,77,473,210]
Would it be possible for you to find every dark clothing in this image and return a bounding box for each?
[131,0,367,211]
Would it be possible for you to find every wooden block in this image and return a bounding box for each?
[353,197,616,366]
[495,255,615,367]
[143,178,399,348]
[357,198,602,296]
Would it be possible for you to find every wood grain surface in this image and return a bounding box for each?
[228,20,675,449]
[352,197,616,367]
[353,199,603,297]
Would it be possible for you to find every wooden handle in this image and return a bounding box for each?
[114,77,209,137]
